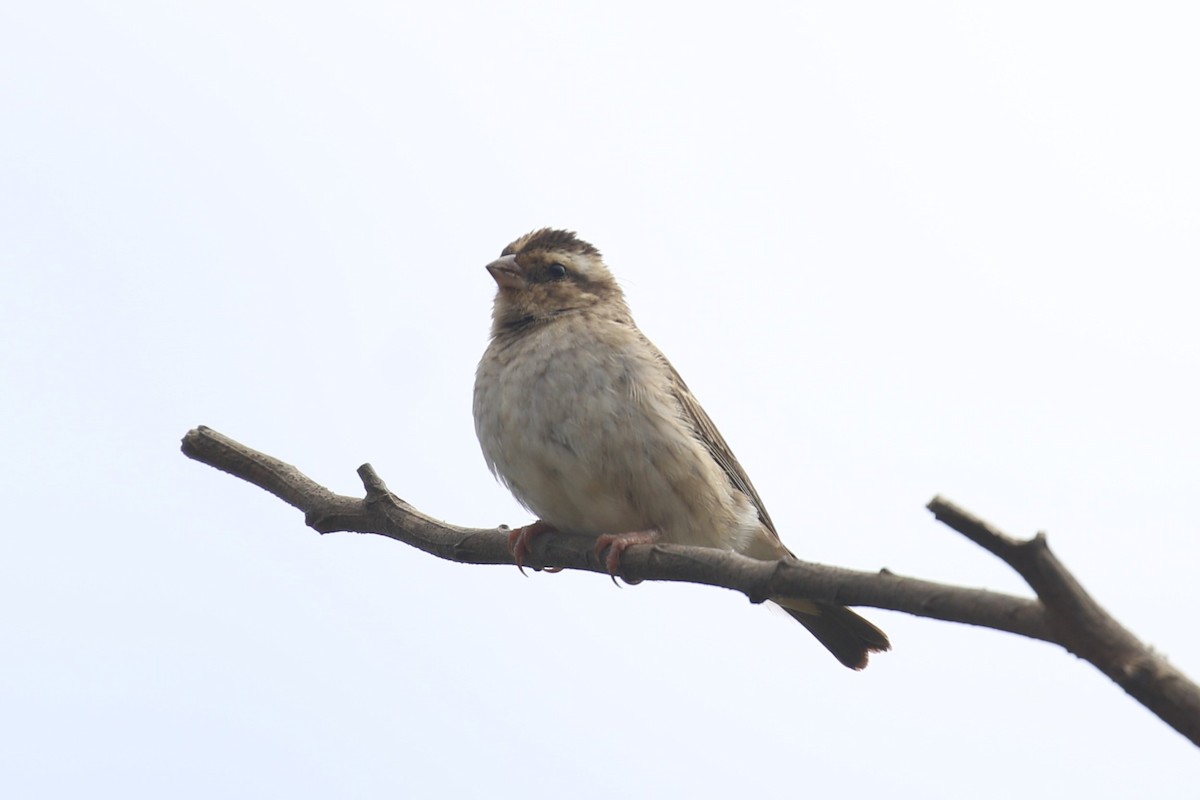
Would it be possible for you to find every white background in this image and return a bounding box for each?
[3,2,1198,797]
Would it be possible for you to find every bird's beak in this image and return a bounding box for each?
[486,255,525,291]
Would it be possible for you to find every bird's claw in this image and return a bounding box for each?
[507,520,557,575]
[593,530,658,586]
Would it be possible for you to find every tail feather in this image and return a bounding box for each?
[778,600,891,670]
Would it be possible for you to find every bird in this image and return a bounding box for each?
[472,228,890,669]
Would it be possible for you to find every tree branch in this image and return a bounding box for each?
[927,496,1200,747]
[181,425,1200,747]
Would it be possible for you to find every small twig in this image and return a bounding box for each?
[181,426,1200,747]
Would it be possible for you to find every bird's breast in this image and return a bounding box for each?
[472,317,753,548]
[474,320,647,532]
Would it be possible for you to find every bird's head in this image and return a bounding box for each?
[485,228,628,331]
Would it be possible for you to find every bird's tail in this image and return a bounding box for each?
[776,598,891,670]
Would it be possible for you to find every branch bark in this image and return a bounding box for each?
[181,425,1200,747]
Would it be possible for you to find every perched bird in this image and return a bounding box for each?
[473,228,890,669]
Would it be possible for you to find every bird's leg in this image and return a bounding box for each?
[508,520,558,575]
[594,530,659,585]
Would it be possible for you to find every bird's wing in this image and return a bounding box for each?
[648,338,781,541]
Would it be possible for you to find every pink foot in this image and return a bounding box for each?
[508,520,558,574]
[594,530,659,584]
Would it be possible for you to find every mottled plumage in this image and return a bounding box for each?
[473,228,890,669]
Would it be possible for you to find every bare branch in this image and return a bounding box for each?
[928,496,1200,746]
[181,426,1200,747]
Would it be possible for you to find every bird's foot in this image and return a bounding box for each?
[508,520,558,575]
[594,530,659,585]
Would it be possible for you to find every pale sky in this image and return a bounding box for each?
[3,2,1198,797]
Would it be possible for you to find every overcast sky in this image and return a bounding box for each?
[3,2,1198,797]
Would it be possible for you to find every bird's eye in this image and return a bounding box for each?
[548,263,568,280]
